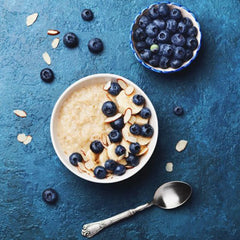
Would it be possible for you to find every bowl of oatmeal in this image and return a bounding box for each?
[50,73,158,183]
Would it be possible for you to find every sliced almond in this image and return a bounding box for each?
[120,139,131,154]
[136,146,149,156]
[86,150,96,162]
[13,110,27,118]
[104,113,122,123]
[106,93,114,102]
[117,78,128,90]
[107,144,119,161]
[85,160,95,170]
[51,37,60,49]
[106,135,111,146]
[135,115,149,125]
[42,52,51,65]
[123,108,132,124]
[87,171,95,177]
[128,115,136,125]
[78,162,88,173]
[137,136,151,145]
[103,81,112,91]
[47,29,60,35]
[118,159,127,165]
[166,162,173,172]
[23,135,32,145]
[26,13,38,26]
[126,165,134,169]
[98,148,108,166]
[17,133,27,143]
[126,135,137,143]
[100,134,108,147]
[176,140,188,152]
[122,123,137,143]
[125,86,135,96]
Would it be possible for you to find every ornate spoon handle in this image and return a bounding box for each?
[81,202,153,238]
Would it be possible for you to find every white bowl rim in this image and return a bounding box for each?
[50,73,159,184]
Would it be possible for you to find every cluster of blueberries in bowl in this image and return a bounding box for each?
[131,2,201,73]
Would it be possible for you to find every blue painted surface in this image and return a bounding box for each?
[1,0,240,239]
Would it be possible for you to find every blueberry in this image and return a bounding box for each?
[133,28,147,42]
[140,107,151,119]
[40,68,54,83]
[171,33,186,47]
[170,8,182,20]
[157,30,170,43]
[69,152,83,166]
[130,124,141,135]
[129,142,141,155]
[102,101,117,117]
[182,17,193,28]
[90,140,104,154]
[174,106,184,116]
[104,160,118,172]
[141,124,154,137]
[138,15,150,29]
[186,37,198,50]
[149,54,160,67]
[177,21,188,34]
[174,46,185,60]
[153,19,166,30]
[187,26,198,37]
[162,44,174,57]
[132,94,145,106]
[88,38,104,53]
[166,19,177,33]
[108,129,122,143]
[170,59,183,69]
[145,37,158,46]
[115,145,126,156]
[145,23,159,38]
[126,153,140,167]
[94,166,107,179]
[114,164,126,176]
[148,5,160,19]
[110,117,124,130]
[63,32,78,48]
[140,49,152,62]
[81,9,94,21]
[42,188,58,204]
[185,49,193,61]
[150,44,159,53]
[108,82,121,96]
[159,56,170,69]
[158,3,170,17]
[135,41,147,51]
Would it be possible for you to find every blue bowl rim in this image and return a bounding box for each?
[130,1,202,74]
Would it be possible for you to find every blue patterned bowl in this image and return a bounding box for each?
[130,2,202,73]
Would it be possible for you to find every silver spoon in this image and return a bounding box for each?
[81,181,192,238]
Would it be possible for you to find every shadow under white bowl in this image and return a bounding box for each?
[50,73,159,183]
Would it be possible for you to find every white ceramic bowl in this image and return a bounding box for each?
[50,74,158,184]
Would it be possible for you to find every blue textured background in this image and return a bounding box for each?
[1,0,240,239]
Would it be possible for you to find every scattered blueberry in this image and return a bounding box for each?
[174,106,184,116]
[157,30,170,43]
[159,56,170,69]
[145,37,158,46]
[182,17,193,28]
[148,5,160,19]
[145,23,159,38]
[170,8,182,20]
[81,9,94,21]
[108,82,121,96]
[40,68,54,83]
[170,59,183,69]
[129,142,141,155]
[108,129,122,143]
[140,49,152,62]
[133,28,147,41]
[133,94,145,106]
[110,117,124,130]
[186,37,198,50]
[138,15,150,29]
[102,101,117,117]
[69,152,83,166]
[90,140,104,154]
[135,41,147,51]
[115,145,126,156]
[187,26,198,37]
[114,164,126,176]
[150,44,159,53]
[158,3,170,17]
[166,19,177,33]
[126,154,140,167]
[94,166,107,179]
[149,54,160,67]
[171,33,186,47]
[88,38,104,53]
[104,160,118,172]
[42,188,58,204]
[140,107,152,119]
[130,124,141,135]
[185,49,193,61]
[141,124,154,137]
[162,44,174,57]
[174,46,185,60]
[63,32,78,48]
[177,21,188,34]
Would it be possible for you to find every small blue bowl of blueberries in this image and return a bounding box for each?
[130,2,201,73]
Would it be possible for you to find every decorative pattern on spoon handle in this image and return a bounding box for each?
[81,202,153,238]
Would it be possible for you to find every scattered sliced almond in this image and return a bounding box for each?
[106,93,114,102]
[122,123,137,143]
[42,52,51,65]
[120,139,131,155]
[26,13,38,26]
[125,86,135,96]
[136,146,149,156]
[135,115,149,125]
[86,150,96,162]
[126,165,134,169]
[13,110,27,118]
[107,144,119,161]
[47,29,60,35]
[51,38,60,49]
[85,160,95,170]
[100,134,108,147]
[103,81,112,91]
[118,159,127,165]
[104,113,122,123]
[165,162,173,172]
[17,133,27,143]
[117,78,128,90]
[126,135,137,143]
[123,108,132,124]
[98,149,108,166]
[128,115,136,125]
[78,162,88,173]
[137,136,151,145]
[106,135,111,146]
[176,140,188,152]
[23,135,32,145]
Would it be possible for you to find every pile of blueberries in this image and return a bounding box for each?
[133,3,199,69]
